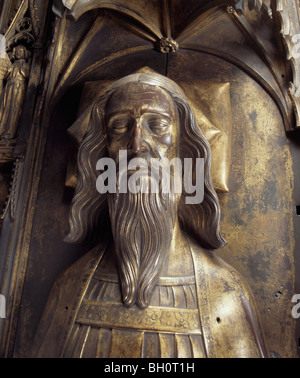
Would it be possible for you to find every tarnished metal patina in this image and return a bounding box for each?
[0,0,299,359]
[32,73,268,358]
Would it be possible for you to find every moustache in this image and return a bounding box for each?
[116,155,180,195]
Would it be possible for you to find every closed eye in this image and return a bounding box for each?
[108,117,132,135]
[148,117,170,135]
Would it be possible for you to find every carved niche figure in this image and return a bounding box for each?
[0,52,11,98]
[32,72,269,358]
[0,45,31,139]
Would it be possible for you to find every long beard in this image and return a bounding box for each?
[108,173,178,308]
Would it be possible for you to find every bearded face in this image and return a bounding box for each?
[105,82,181,308]
[66,78,225,306]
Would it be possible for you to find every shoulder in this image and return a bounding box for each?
[32,242,108,357]
[190,241,259,319]
[190,241,269,357]
[55,241,108,291]
[190,240,252,298]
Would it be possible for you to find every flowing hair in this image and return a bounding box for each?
[64,96,111,246]
[65,76,226,250]
[174,93,226,249]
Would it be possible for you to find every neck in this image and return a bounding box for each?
[160,218,194,277]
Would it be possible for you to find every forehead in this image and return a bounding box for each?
[106,82,177,118]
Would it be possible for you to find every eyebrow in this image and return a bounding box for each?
[107,110,172,121]
[119,91,160,96]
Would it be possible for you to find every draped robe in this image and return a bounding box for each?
[32,240,269,358]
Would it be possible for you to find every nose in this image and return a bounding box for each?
[130,119,143,154]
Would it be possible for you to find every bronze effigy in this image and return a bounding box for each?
[32,73,268,358]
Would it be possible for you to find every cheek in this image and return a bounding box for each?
[106,133,133,163]
[106,135,119,160]
[159,133,173,147]
[107,132,128,149]
[153,133,179,159]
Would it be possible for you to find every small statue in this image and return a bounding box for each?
[0,45,31,139]
[32,72,268,358]
[0,52,12,99]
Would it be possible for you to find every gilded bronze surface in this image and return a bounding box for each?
[0,0,299,359]
[32,73,268,358]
